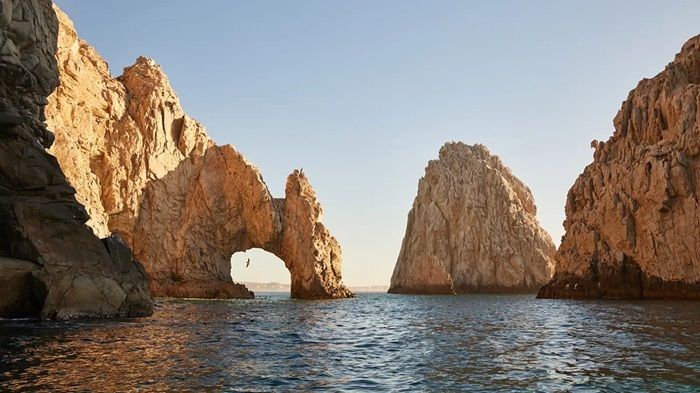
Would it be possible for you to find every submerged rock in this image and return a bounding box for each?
[0,0,153,319]
[538,36,700,299]
[46,6,352,300]
[390,142,555,294]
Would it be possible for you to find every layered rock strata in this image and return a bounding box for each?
[539,36,700,299]
[0,0,152,319]
[46,6,352,299]
[389,142,555,294]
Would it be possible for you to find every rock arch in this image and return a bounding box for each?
[131,146,351,299]
[45,6,352,299]
[230,248,289,291]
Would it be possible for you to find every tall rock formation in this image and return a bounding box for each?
[45,6,352,299]
[539,36,700,299]
[389,142,555,294]
[0,0,152,319]
[279,171,352,299]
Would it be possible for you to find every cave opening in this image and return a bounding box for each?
[230,248,291,295]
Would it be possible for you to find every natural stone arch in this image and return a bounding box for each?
[128,146,352,299]
[44,7,352,300]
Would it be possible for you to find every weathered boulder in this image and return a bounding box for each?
[0,0,153,319]
[390,142,556,294]
[538,35,700,299]
[45,6,352,299]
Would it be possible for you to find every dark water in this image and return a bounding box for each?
[0,293,698,392]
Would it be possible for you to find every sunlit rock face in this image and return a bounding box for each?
[0,0,153,319]
[539,36,700,300]
[279,171,354,299]
[46,6,352,300]
[390,142,556,294]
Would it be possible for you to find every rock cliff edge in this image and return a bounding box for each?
[539,36,700,299]
[0,0,152,319]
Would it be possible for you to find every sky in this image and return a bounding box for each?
[55,0,700,286]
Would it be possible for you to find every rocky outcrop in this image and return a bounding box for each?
[47,14,211,238]
[389,142,555,294]
[0,0,152,319]
[45,6,352,299]
[538,36,700,300]
[279,171,353,299]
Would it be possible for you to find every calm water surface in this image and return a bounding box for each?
[0,293,698,392]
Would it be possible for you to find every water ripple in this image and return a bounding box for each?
[0,294,698,391]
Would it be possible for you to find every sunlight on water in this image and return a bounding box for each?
[1,294,698,391]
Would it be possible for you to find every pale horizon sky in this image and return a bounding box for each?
[55,0,700,286]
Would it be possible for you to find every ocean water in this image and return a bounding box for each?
[0,293,698,392]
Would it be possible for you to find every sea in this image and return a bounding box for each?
[1,293,698,392]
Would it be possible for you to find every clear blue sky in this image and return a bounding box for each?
[55,0,700,286]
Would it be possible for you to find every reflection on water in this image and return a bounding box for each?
[0,294,698,391]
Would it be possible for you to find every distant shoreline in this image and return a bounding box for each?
[241,282,389,293]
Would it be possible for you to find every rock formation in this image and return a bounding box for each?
[389,142,556,294]
[279,171,353,299]
[538,36,700,299]
[45,6,352,299]
[0,0,152,319]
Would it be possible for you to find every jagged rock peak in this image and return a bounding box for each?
[538,35,700,299]
[48,5,212,238]
[389,141,555,294]
[437,142,537,215]
[120,56,181,103]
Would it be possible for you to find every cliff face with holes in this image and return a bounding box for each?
[538,35,700,299]
[46,6,352,299]
[0,0,152,319]
[389,142,556,294]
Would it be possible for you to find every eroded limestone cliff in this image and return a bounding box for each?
[0,0,152,319]
[46,6,352,299]
[389,142,555,294]
[538,36,700,299]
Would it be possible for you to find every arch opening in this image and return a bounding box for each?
[230,248,291,295]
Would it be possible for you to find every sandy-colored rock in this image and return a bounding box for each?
[538,36,700,300]
[390,142,556,294]
[0,0,153,319]
[46,6,352,299]
[131,145,277,299]
[279,170,354,299]
[47,9,211,238]
[0,258,41,317]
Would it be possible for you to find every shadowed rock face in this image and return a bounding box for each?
[46,6,352,300]
[390,142,555,294]
[0,0,152,319]
[538,35,700,300]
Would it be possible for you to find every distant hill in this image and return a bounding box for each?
[241,282,290,292]
[241,282,389,293]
